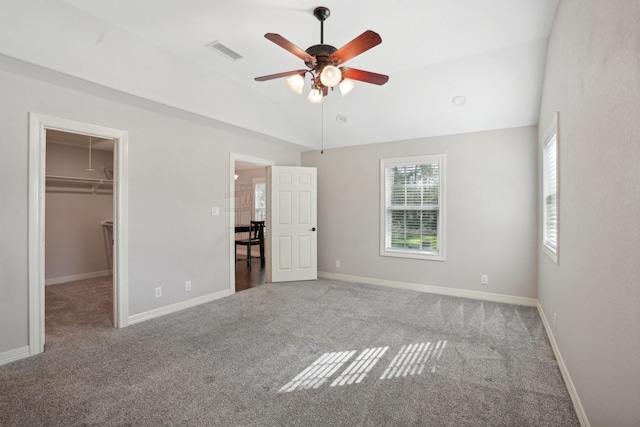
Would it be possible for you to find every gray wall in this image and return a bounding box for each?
[302,126,538,298]
[45,143,114,280]
[537,1,640,425]
[0,57,303,354]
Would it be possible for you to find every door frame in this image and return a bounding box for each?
[28,113,129,356]
[229,153,274,293]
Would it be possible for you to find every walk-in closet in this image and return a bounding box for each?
[45,130,115,334]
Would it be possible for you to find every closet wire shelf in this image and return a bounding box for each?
[45,175,113,195]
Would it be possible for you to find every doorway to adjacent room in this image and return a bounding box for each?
[230,154,273,293]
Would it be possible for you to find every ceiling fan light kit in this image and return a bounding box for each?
[285,73,305,95]
[320,65,341,87]
[306,87,324,104]
[255,6,389,102]
[339,78,356,96]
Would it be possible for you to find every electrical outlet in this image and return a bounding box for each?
[481,275,488,285]
[185,281,192,291]
[155,287,162,298]
[335,260,340,268]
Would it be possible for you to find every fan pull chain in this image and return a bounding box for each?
[321,101,324,154]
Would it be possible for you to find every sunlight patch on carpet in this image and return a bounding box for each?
[279,341,447,393]
[278,350,356,392]
[330,346,388,387]
[380,341,447,379]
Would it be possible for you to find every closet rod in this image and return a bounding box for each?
[45,175,113,186]
[45,174,113,195]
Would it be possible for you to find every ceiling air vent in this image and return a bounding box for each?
[206,40,243,61]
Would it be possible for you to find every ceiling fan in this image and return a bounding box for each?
[254,6,389,103]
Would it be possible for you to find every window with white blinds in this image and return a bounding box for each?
[542,113,559,263]
[380,154,445,261]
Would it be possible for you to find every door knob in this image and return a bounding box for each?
[311,227,316,232]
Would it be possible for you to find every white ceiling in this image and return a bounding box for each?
[1,0,558,150]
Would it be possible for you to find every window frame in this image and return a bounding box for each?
[541,113,559,263]
[380,154,446,261]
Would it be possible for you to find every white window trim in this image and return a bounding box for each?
[541,112,559,264]
[380,154,446,261]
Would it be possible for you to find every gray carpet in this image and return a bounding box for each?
[0,277,579,426]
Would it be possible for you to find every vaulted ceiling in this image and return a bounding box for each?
[1,0,558,150]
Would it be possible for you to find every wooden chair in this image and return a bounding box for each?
[235,220,265,271]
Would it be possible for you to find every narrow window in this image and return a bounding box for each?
[254,179,266,221]
[542,114,559,262]
[380,154,446,261]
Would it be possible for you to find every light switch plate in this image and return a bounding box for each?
[211,207,220,216]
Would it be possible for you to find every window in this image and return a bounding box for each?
[254,179,266,221]
[380,154,446,261]
[542,113,558,262]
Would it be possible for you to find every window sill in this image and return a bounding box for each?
[380,248,445,262]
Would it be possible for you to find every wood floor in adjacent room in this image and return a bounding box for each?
[235,257,266,292]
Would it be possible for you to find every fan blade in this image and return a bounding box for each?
[255,70,307,82]
[341,68,389,85]
[265,33,313,62]
[331,30,382,64]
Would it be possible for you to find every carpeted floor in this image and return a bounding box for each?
[0,277,579,426]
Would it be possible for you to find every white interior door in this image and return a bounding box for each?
[266,166,317,282]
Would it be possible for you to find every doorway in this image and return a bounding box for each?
[229,153,274,293]
[28,113,129,357]
[44,130,115,341]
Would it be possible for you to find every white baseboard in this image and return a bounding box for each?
[537,304,590,427]
[128,288,234,326]
[318,271,538,307]
[45,270,112,286]
[0,345,30,367]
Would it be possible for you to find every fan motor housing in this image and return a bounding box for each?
[305,44,338,68]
